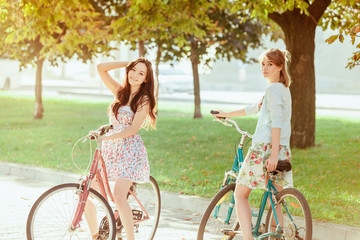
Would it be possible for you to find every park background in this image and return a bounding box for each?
[1,0,359,234]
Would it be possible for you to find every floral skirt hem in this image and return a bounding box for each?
[107,175,150,184]
[101,136,150,184]
[236,143,293,190]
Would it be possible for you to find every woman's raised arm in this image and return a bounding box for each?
[97,61,130,96]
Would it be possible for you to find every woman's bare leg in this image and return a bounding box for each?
[114,178,134,240]
[84,180,101,238]
[234,184,254,240]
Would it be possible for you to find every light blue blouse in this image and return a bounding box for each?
[245,83,292,146]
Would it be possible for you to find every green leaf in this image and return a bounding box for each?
[325,35,339,44]
[5,32,14,43]
[339,34,344,43]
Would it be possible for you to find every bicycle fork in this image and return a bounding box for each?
[70,150,100,230]
[70,178,92,230]
[213,171,238,224]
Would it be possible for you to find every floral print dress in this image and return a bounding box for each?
[236,143,293,189]
[101,106,150,183]
[236,96,293,189]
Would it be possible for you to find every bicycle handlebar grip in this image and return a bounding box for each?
[211,110,226,119]
[88,124,114,140]
[98,124,114,136]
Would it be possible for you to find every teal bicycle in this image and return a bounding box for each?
[197,114,312,240]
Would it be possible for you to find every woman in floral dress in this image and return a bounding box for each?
[86,58,156,240]
[212,48,293,240]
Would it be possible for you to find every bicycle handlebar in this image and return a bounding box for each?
[87,124,114,140]
[212,112,253,138]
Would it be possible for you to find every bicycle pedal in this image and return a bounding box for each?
[132,209,143,220]
[220,229,239,236]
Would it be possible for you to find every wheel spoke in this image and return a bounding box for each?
[27,183,116,240]
[198,184,241,240]
[126,176,161,240]
[265,188,312,240]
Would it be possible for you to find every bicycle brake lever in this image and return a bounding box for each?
[222,118,233,127]
[213,117,232,127]
[213,118,223,124]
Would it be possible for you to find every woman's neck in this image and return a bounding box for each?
[130,85,140,94]
[267,76,280,84]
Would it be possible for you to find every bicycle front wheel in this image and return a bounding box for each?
[197,183,241,240]
[26,183,116,240]
[265,188,312,240]
[126,176,161,240]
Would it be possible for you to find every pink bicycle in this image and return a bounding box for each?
[26,124,161,240]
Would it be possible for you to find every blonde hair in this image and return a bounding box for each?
[259,48,292,87]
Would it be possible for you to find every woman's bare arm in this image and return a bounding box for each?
[97,61,130,96]
[101,104,149,140]
[212,109,246,118]
[265,128,281,172]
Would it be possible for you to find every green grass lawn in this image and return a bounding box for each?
[0,94,359,227]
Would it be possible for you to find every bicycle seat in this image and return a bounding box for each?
[270,161,292,175]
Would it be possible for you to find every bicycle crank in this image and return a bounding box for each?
[98,216,110,239]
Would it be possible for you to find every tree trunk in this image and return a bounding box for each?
[269,0,330,148]
[286,19,316,148]
[190,41,202,119]
[61,62,66,79]
[34,58,45,119]
[138,40,145,57]
[154,44,161,115]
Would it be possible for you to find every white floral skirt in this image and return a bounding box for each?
[101,134,150,184]
[236,143,293,190]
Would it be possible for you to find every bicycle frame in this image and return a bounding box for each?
[214,135,246,225]
[71,145,151,231]
[211,119,286,239]
[253,180,282,239]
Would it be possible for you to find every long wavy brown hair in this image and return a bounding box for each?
[111,57,156,129]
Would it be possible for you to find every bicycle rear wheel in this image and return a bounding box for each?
[123,176,160,240]
[265,188,312,240]
[26,183,116,240]
[197,183,241,240]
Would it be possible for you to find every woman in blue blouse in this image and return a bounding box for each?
[212,48,293,240]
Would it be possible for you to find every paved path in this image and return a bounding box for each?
[0,174,201,240]
[2,162,360,240]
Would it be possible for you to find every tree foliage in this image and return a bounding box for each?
[0,0,113,67]
[322,0,360,69]
[0,0,113,118]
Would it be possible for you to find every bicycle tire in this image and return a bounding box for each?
[264,188,312,240]
[26,183,116,240]
[197,183,241,240]
[120,176,161,240]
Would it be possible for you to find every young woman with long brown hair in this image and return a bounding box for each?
[86,57,156,240]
